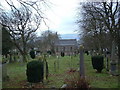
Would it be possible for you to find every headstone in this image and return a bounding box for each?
[0,64,2,90]
[54,61,56,72]
[56,56,59,59]
[19,55,24,66]
[19,55,23,62]
[70,55,73,68]
[79,45,85,78]
[56,56,59,70]
[110,41,117,75]
[2,63,9,81]
[106,53,110,71]
[93,50,96,56]
[61,84,67,88]
[43,56,49,80]
[0,64,2,81]
[49,55,51,58]
[9,53,12,63]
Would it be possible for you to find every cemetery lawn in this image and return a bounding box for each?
[3,55,118,88]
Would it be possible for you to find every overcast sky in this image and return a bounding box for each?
[3,0,116,36]
[36,0,81,35]
[1,0,81,35]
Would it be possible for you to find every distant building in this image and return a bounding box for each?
[54,39,78,56]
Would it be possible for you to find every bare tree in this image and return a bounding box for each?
[0,0,49,62]
[40,30,60,53]
[77,1,120,59]
[77,2,109,53]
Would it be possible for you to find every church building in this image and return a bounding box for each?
[54,39,78,56]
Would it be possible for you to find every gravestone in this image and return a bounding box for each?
[61,84,67,88]
[56,56,59,70]
[106,52,110,71]
[110,41,117,75]
[0,64,1,90]
[54,61,56,72]
[19,55,23,62]
[43,55,49,80]
[49,55,51,58]
[2,63,9,81]
[79,45,85,78]
[0,64,2,82]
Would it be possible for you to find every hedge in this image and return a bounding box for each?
[26,60,44,83]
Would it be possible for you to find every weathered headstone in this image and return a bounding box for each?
[70,55,73,68]
[19,55,23,62]
[79,45,85,78]
[56,56,59,70]
[106,52,110,71]
[49,55,51,58]
[61,84,67,88]
[9,52,12,63]
[54,61,56,72]
[2,62,9,81]
[90,50,93,56]
[110,41,117,75]
[0,64,2,89]
[43,55,49,80]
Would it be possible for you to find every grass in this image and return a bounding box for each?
[84,55,118,88]
[3,62,27,88]
[45,55,79,88]
[2,54,118,88]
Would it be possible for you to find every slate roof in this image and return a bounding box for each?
[55,39,77,46]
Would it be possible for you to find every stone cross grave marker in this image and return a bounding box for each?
[79,45,85,78]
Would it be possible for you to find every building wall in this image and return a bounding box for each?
[55,45,77,56]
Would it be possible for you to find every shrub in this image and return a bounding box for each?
[2,57,8,64]
[47,51,51,55]
[61,52,65,57]
[91,55,104,73]
[29,50,35,59]
[85,51,89,55]
[26,60,44,83]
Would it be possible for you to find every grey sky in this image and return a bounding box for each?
[2,0,117,36]
[36,0,80,35]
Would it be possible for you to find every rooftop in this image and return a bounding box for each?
[55,39,77,46]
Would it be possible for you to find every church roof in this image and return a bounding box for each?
[55,39,77,46]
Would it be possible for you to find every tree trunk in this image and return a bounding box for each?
[21,45,27,62]
[22,53,27,62]
[12,41,26,62]
[22,32,27,62]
